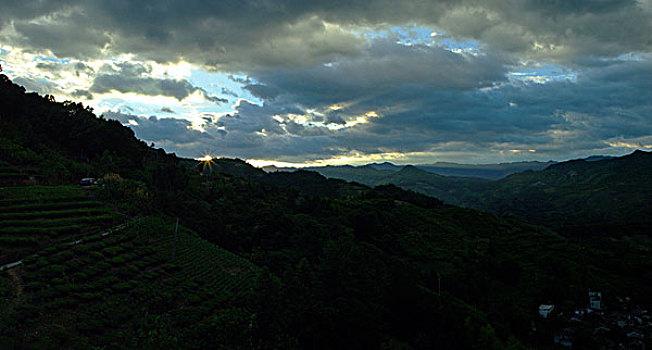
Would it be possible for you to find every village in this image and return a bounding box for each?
[535,291,651,349]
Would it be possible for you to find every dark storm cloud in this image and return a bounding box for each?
[0,0,75,27]
[3,0,651,69]
[71,89,93,100]
[12,76,62,96]
[218,100,286,136]
[94,56,652,162]
[220,58,651,161]
[251,38,509,106]
[89,62,226,103]
[103,111,221,145]
[34,60,93,76]
[2,0,651,162]
[244,84,281,101]
[73,62,94,76]
[35,62,61,71]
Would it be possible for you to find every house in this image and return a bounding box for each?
[79,178,96,186]
[589,291,602,310]
[539,304,555,318]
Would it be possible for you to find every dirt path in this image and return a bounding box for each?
[0,223,127,272]
[7,268,23,300]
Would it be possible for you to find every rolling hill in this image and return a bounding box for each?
[463,150,652,236]
[287,150,652,238]
[266,160,555,180]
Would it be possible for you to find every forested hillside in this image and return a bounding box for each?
[1,74,651,349]
[293,149,652,239]
[463,151,652,237]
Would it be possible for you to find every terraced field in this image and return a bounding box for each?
[0,217,260,348]
[0,186,121,264]
[0,163,32,187]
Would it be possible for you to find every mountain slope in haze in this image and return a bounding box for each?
[463,150,652,236]
[283,149,651,238]
[276,163,486,205]
[374,165,488,204]
[416,160,555,179]
[306,164,396,186]
[366,161,404,171]
[266,159,555,180]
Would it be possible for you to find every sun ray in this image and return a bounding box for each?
[196,153,217,174]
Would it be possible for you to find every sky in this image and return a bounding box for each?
[1,0,651,166]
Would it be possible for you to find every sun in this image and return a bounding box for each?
[197,153,214,162]
[196,153,217,174]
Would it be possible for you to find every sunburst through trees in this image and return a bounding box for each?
[197,153,216,175]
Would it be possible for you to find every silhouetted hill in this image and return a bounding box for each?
[367,161,403,171]
[416,160,554,179]
[305,164,395,185]
[289,149,651,238]
[292,163,487,204]
[375,165,486,204]
[273,159,554,181]
[464,150,652,237]
[0,74,181,185]
[584,155,615,162]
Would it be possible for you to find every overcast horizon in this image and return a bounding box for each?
[2,1,651,166]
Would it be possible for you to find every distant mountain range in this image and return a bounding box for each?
[265,152,651,237]
[264,156,618,180]
[263,159,556,180]
[465,150,652,236]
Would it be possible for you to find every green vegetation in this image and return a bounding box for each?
[298,152,652,239]
[0,186,121,265]
[0,73,650,348]
[1,217,267,349]
[0,200,105,213]
[463,151,652,237]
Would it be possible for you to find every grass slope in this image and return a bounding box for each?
[0,217,262,349]
[0,186,121,264]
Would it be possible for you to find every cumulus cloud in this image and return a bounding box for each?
[1,0,651,164]
[250,38,508,108]
[71,89,93,99]
[12,76,62,96]
[94,57,651,164]
[2,0,650,70]
[89,62,227,103]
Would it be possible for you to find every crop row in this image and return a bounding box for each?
[0,185,84,201]
[0,207,112,221]
[0,225,83,239]
[0,214,116,228]
[0,173,27,179]
[156,231,256,293]
[0,196,91,207]
[8,221,260,341]
[0,236,39,246]
[0,200,104,213]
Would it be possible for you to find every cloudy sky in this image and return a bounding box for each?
[2,0,651,166]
